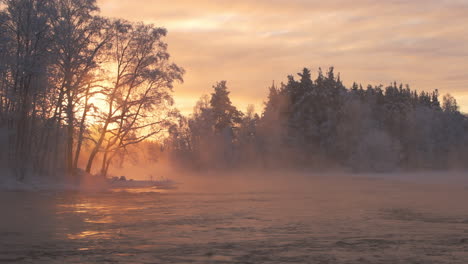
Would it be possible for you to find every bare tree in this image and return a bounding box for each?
[48,0,111,176]
[85,20,183,175]
[0,0,185,182]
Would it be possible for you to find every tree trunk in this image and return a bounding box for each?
[73,85,91,170]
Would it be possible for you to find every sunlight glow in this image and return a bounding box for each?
[166,14,240,32]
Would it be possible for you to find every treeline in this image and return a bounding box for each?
[1,1,466,180]
[167,68,468,171]
[0,0,182,181]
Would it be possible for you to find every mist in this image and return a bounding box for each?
[1,0,468,263]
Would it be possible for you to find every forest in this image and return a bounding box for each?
[0,0,467,184]
[167,68,467,172]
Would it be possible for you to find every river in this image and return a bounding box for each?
[1,172,468,263]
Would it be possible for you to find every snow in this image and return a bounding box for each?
[0,170,177,191]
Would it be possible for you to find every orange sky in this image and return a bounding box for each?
[98,0,468,114]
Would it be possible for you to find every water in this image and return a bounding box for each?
[1,173,468,263]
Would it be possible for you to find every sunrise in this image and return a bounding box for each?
[99,0,468,114]
[1,0,468,263]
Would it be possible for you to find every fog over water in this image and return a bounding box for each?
[1,171,468,263]
[1,0,468,263]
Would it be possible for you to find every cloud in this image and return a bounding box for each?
[98,0,468,113]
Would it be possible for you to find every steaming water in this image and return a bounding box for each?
[1,173,468,263]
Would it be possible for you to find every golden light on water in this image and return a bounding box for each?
[59,202,115,240]
[67,230,112,240]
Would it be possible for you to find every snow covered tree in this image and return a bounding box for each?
[237,104,260,166]
[0,0,55,180]
[48,0,111,176]
[442,94,459,113]
[210,81,242,133]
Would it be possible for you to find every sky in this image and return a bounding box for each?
[98,0,468,114]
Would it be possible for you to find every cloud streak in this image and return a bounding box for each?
[98,0,468,113]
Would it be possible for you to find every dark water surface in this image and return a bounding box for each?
[1,174,468,263]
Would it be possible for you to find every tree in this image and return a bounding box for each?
[48,0,111,176]
[442,93,459,113]
[210,81,242,133]
[237,104,260,166]
[84,20,183,176]
[0,0,54,180]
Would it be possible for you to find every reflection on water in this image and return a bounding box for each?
[1,175,468,263]
[67,230,113,240]
[110,187,165,194]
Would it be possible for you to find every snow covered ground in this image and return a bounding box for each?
[0,172,177,192]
